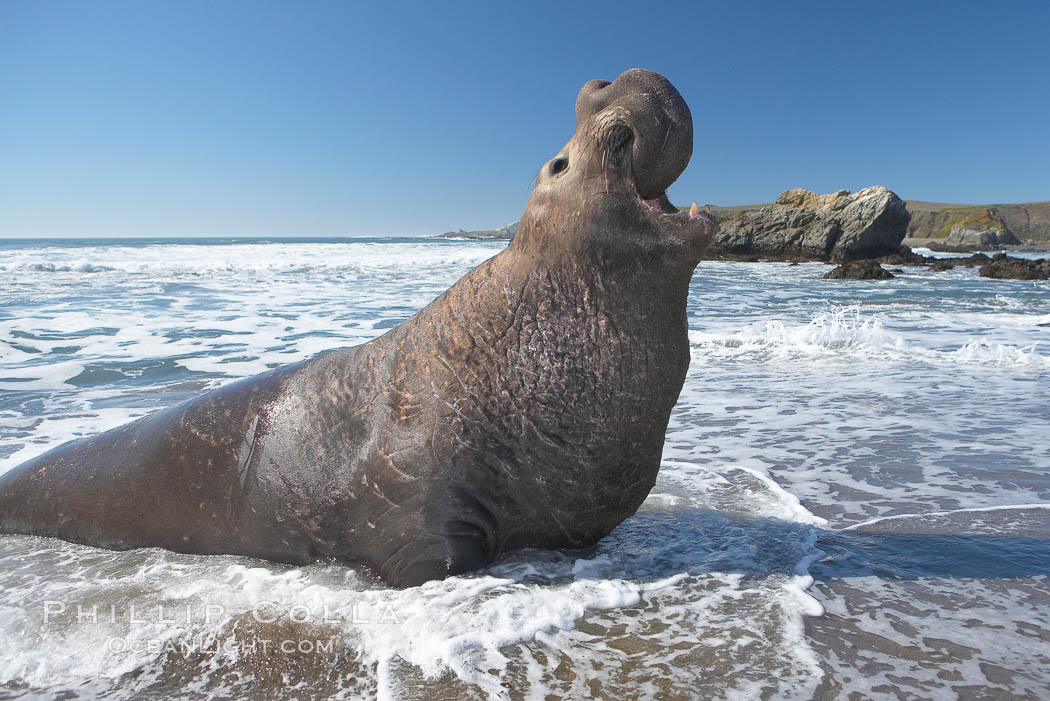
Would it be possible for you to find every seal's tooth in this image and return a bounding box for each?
[688,202,700,220]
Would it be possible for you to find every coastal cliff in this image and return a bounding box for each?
[904,201,1050,247]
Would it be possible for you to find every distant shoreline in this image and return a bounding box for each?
[439,198,1050,249]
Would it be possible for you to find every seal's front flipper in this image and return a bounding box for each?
[378,522,487,588]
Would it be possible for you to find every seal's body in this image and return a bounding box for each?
[0,69,717,587]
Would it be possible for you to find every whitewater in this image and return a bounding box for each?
[1,237,1048,699]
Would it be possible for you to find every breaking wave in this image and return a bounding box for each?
[690,306,1050,369]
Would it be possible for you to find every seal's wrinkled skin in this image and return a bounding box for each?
[0,69,717,587]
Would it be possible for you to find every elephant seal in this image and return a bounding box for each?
[0,69,717,587]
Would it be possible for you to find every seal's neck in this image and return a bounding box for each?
[511,193,704,294]
[435,246,694,402]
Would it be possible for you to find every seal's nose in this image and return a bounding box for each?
[574,79,613,122]
[572,69,693,200]
[594,108,634,152]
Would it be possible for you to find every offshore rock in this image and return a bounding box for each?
[928,252,992,272]
[880,244,929,266]
[709,186,910,261]
[822,260,895,280]
[978,255,1050,280]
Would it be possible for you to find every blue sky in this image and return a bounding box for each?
[1,1,1048,237]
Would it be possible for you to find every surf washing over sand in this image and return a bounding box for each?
[1,237,1048,698]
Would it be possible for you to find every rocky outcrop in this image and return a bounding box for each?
[921,252,1049,278]
[823,260,895,280]
[978,254,1050,280]
[709,186,910,262]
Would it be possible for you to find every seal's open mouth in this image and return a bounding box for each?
[641,192,706,221]
[594,113,703,224]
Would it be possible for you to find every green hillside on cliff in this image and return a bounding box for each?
[904,201,1050,243]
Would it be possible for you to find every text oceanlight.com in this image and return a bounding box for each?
[106,636,343,656]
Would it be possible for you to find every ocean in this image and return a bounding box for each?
[1,237,1048,699]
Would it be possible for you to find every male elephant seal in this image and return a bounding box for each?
[0,69,717,587]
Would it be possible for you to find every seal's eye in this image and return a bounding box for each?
[549,158,569,176]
